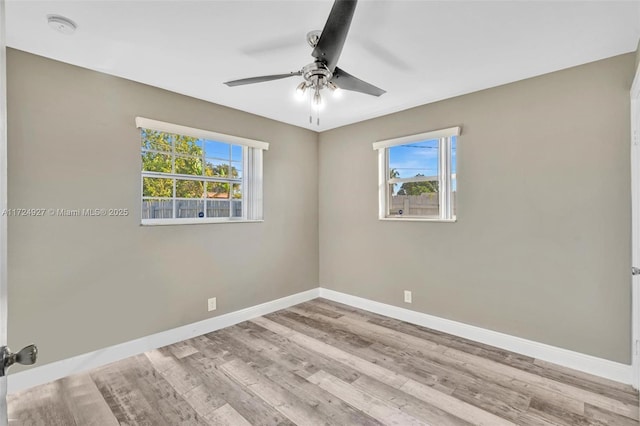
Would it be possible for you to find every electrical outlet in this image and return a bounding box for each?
[404,290,412,303]
[208,297,217,312]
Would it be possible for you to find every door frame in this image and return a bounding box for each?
[0,0,8,423]
[631,60,640,390]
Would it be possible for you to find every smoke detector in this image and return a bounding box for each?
[47,15,77,35]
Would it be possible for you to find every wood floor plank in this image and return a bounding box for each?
[399,376,517,426]
[181,384,227,423]
[264,311,441,389]
[207,403,253,426]
[229,322,384,425]
[168,340,199,359]
[524,398,599,426]
[206,327,274,369]
[144,347,177,373]
[272,310,375,349]
[182,350,296,426]
[8,381,78,426]
[204,323,380,425]
[251,316,409,388]
[444,347,639,421]
[292,302,620,420]
[8,299,639,426]
[91,361,168,425]
[312,299,639,409]
[297,301,345,319]
[145,349,206,397]
[532,358,639,402]
[260,361,385,425]
[220,358,332,426]
[308,370,428,426]
[351,374,472,426]
[253,316,517,426]
[313,299,534,366]
[285,304,540,419]
[288,304,440,353]
[59,373,119,426]
[237,320,363,383]
[119,354,208,425]
[584,402,640,426]
[516,410,575,426]
[450,379,531,422]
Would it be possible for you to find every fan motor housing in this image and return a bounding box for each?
[302,62,333,88]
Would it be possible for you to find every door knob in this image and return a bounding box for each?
[0,344,37,377]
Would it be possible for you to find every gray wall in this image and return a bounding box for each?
[6,48,319,368]
[6,47,636,368]
[319,53,635,363]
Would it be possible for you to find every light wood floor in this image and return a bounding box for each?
[7,298,640,425]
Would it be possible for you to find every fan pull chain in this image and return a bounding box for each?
[309,89,313,125]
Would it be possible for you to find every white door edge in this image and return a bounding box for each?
[630,61,640,390]
[0,0,8,423]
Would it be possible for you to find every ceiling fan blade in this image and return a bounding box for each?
[224,72,302,87]
[312,0,357,71]
[331,67,385,97]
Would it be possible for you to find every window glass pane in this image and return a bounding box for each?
[232,145,242,161]
[143,177,173,198]
[141,129,172,152]
[451,136,457,217]
[204,140,230,160]
[389,192,440,218]
[386,138,443,219]
[396,178,439,196]
[142,198,173,219]
[205,159,231,178]
[175,155,203,176]
[231,200,242,217]
[232,183,242,199]
[207,199,230,218]
[176,199,204,218]
[231,162,243,179]
[451,136,457,176]
[176,179,204,198]
[389,139,439,180]
[206,181,230,199]
[141,152,172,173]
[174,134,202,157]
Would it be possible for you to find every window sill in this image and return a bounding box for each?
[141,218,264,226]
[379,217,457,223]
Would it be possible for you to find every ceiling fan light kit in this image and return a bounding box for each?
[224,0,385,126]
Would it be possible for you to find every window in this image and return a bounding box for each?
[136,117,269,225]
[373,127,459,221]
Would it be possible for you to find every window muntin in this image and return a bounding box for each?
[375,128,458,221]
[137,118,268,225]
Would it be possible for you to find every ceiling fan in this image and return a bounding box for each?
[224,0,385,110]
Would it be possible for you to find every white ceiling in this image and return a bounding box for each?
[5,1,640,132]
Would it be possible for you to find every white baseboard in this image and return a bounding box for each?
[8,288,320,394]
[318,288,633,385]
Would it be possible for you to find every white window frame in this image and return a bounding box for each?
[373,126,460,222]
[136,117,269,225]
